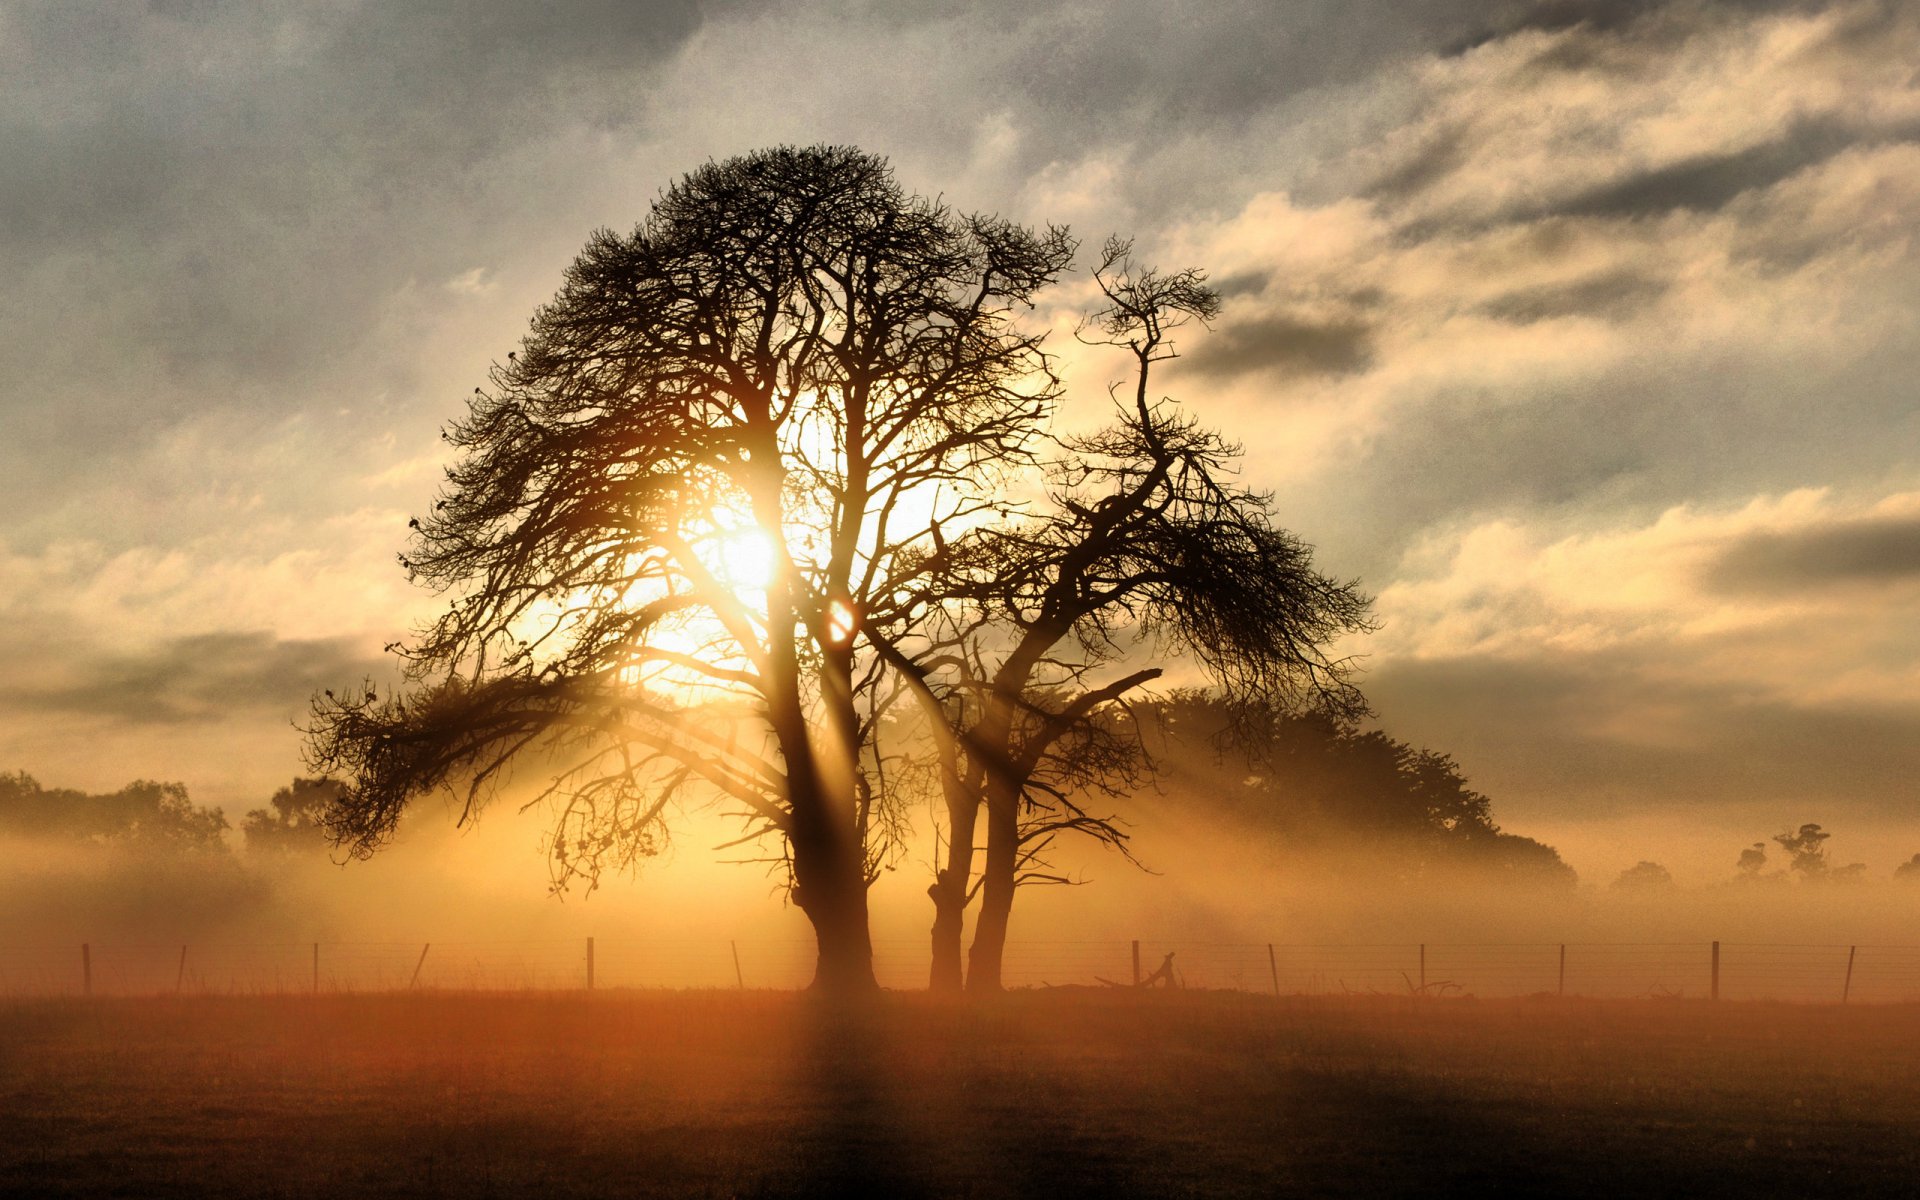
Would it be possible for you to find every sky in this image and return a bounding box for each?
[2,0,1917,885]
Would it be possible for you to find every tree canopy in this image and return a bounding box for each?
[0,771,229,853]
[307,145,1076,990]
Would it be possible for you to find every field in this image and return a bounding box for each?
[5,991,1918,1198]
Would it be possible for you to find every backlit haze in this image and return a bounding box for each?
[4,0,1918,911]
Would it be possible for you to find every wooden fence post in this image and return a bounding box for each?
[409,943,430,989]
[1558,944,1566,997]
[586,937,595,991]
[731,940,744,990]
[1131,940,1141,987]
[1843,945,1857,1005]
[82,943,91,997]
[1267,944,1280,996]
[1711,941,1720,1001]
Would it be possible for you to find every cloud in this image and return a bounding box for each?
[0,631,383,726]
[1704,514,1920,592]
[1181,313,1376,378]
[1361,488,1920,832]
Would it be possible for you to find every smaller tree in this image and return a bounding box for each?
[0,771,229,853]
[242,778,344,854]
[1895,853,1920,881]
[1736,842,1768,878]
[1610,861,1674,894]
[1774,823,1832,878]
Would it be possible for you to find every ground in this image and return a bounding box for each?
[3,990,1917,1198]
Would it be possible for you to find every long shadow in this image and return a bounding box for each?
[746,993,931,1200]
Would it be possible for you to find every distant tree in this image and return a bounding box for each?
[1126,694,1576,887]
[1736,842,1768,877]
[0,771,229,853]
[1774,823,1832,877]
[1895,853,1920,881]
[1610,861,1674,893]
[241,778,344,853]
[304,146,1075,993]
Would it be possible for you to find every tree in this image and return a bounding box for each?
[1895,853,1920,881]
[241,778,343,854]
[1610,861,1674,894]
[1736,842,1768,878]
[1126,693,1575,887]
[1774,822,1832,878]
[874,245,1374,990]
[305,146,1073,993]
[0,771,229,853]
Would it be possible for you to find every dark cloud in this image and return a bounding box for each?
[1178,313,1375,379]
[1443,0,1821,56]
[1368,650,1920,820]
[0,631,385,726]
[1478,270,1669,324]
[1553,116,1899,221]
[1704,515,1920,593]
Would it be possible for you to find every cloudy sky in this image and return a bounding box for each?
[3,0,1917,882]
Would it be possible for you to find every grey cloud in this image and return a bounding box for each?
[1442,0,1821,56]
[1704,515,1920,593]
[1553,116,1904,222]
[1178,313,1375,379]
[1478,269,1669,324]
[0,631,386,726]
[1368,650,1920,821]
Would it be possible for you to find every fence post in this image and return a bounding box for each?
[82,943,91,997]
[1267,944,1280,996]
[1711,941,1720,1001]
[586,937,595,991]
[1558,944,1566,997]
[731,940,744,990]
[177,945,188,994]
[409,943,431,989]
[1843,945,1857,1005]
[1419,944,1426,994]
[1131,940,1141,987]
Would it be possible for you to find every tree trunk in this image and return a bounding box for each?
[928,787,980,992]
[965,783,1019,993]
[790,803,879,994]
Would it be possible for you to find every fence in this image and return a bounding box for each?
[5,938,1920,1003]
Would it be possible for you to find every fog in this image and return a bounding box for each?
[5,764,1916,1000]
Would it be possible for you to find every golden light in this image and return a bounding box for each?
[825,597,857,645]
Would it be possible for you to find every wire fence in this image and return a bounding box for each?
[4,938,1919,1003]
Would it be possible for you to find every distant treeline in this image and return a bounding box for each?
[0,771,337,855]
[1131,693,1577,886]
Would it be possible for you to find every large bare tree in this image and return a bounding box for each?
[304,146,1071,993]
[875,240,1373,991]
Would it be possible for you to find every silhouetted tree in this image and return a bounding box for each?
[305,146,1073,993]
[1128,693,1576,887]
[241,778,344,853]
[1610,861,1674,893]
[1774,823,1832,877]
[1895,853,1920,881]
[1737,842,1768,877]
[0,771,229,853]
[875,243,1372,991]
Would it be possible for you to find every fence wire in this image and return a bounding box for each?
[4,938,1918,1003]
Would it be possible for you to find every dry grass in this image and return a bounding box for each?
[4,989,1918,1197]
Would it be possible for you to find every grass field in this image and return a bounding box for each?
[4,990,1918,1198]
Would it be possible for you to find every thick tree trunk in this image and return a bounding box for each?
[928,788,980,992]
[965,783,1019,993]
[790,798,879,994]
